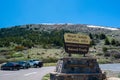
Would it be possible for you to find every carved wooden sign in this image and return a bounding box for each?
[64,33,90,54]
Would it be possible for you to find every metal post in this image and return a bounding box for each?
[83,53,86,57]
[69,53,71,57]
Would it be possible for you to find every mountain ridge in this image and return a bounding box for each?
[0,23,120,41]
[1,23,119,30]
[1,24,120,39]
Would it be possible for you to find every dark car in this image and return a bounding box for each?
[17,61,30,69]
[1,62,20,70]
[27,59,43,68]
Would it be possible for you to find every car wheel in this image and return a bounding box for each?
[10,67,14,70]
[34,64,37,68]
[26,66,29,69]
[23,66,26,69]
[15,66,20,70]
[38,65,42,67]
[38,63,43,67]
[17,68,20,70]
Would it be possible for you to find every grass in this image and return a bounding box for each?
[1,44,120,64]
[27,48,63,59]
[118,74,120,78]
[97,58,111,64]
[44,63,56,67]
[42,74,50,80]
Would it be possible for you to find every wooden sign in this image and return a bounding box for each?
[64,33,90,54]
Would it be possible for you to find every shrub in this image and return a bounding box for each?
[104,52,110,57]
[42,57,58,63]
[100,33,106,40]
[55,53,58,55]
[5,55,12,59]
[104,37,110,45]
[118,74,120,78]
[90,40,95,47]
[96,53,103,56]
[37,52,41,55]
[8,57,28,62]
[41,52,45,54]
[0,58,8,64]
[27,55,31,59]
[102,47,108,52]
[12,53,24,58]
[14,46,25,51]
[98,58,111,64]
[113,53,120,59]
[111,39,116,45]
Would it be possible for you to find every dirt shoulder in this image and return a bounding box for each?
[104,70,120,80]
[108,77,120,80]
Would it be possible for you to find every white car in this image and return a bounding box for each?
[27,60,43,68]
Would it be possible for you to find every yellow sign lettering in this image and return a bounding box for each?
[64,33,90,44]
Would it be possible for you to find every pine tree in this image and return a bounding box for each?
[100,33,106,40]
[105,37,110,45]
[111,39,116,45]
[89,33,93,39]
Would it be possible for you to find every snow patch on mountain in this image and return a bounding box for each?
[41,23,73,25]
[87,25,119,31]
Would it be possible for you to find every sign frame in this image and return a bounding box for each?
[64,33,90,56]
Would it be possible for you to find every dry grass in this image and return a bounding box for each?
[25,48,64,59]
[44,63,56,67]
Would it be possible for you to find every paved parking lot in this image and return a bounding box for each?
[1,64,120,80]
[0,66,55,80]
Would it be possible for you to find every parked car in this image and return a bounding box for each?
[16,61,30,69]
[27,59,43,68]
[1,62,21,70]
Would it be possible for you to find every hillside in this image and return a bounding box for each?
[0,24,120,63]
[2,23,120,38]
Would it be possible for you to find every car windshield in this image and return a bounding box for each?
[18,61,25,64]
[5,62,16,66]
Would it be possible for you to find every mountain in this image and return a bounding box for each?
[21,24,120,34]
[20,24,120,39]
[0,23,120,40]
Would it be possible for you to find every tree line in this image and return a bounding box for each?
[0,27,71,48]
[0,26,119,48]
[89,33,120,46]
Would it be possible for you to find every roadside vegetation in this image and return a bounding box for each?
[42,74,50,80]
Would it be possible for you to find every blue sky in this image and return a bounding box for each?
[0,0,120,28]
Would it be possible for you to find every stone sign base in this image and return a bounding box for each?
[50,57,106,80]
